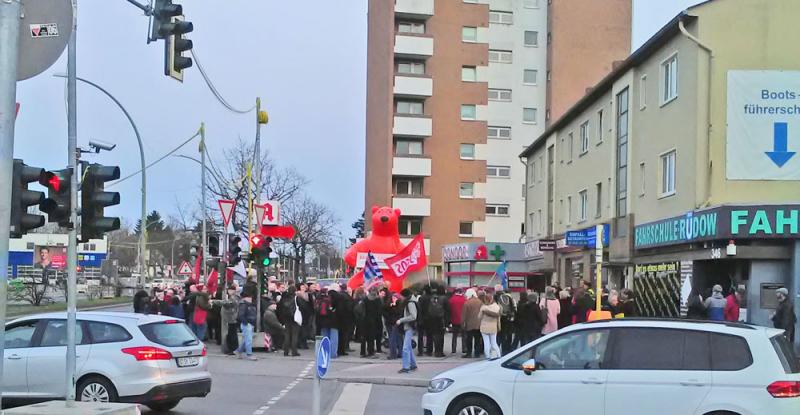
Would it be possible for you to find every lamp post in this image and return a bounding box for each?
[53,73,147,287]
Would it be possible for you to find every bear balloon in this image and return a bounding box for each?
[345,206,407,292]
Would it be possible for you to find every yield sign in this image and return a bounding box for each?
[253,203,266,228]
[218,199,235,228]
[177,261,193,276]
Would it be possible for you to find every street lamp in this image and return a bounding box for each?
[53,73,147,287]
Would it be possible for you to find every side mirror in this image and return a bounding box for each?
[522,358,537,376]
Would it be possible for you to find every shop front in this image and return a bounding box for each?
[633,205,800,350]
[442,242,543,292]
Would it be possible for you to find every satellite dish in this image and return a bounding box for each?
[17,0,73,81]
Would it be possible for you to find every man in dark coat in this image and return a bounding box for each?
[278,286,301,356]
[772,288,796,342]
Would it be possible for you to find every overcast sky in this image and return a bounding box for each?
[13,0,702,239]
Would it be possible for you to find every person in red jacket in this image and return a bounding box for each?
[725,287,746,322]
[448,288,466,355]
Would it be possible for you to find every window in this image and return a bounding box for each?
[462,26,478,42]
[537,209,543,232]
[463,0,478,3]
[660,150,676,196]
[461,104,477,120]
[488,126,511,139]
[640,75,647,109]
[459,144,475,159]
[396,100,423,115]
[579,190,588,221]
[523,0,539,7]
[397,61,425,75]
[489,11,513,24]
[461,66,477,82]
[88,322,132,344]
[567,196,572,224]
[710,333,753,371]
[459,222,474,236]
[580,121,589,154]
[396,140,423,156]
[568,132,574,161]
[40,319,85,347]
[523,69,538,85]
[616,88,629,218]
[529,161,536,183]
[610,328,710,370]
[487,165,511,178]
[524,31,538,47]
[661,54,678,104]
[5,321,37,348]
[486,204,510,216]
[539,156,544,182]
[26,242,35,250]
[398,217,422,236]
[398,21,425,34]
[395,179,423,196]
[595,182,602,218]
[771,334,800,374]
[505,329,610,370]
[639,162,646,196]
[597,109,604,143]
[488,88,512,101]
[140,321,198,347]
[489,49,513,63]
[559,199,564,224]
[459,182,474,198]
[523,108,537,123]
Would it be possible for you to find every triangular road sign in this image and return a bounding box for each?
[253,203,266,227]
[177,261,193,276]
[218,199,236,228]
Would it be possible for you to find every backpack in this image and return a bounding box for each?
[316,294,334,317]
[428,295,445,320]
[498,293,515,319]
[354,299,366,322]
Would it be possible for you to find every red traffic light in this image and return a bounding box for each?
[250,235,264,248]
[39,171,62,192]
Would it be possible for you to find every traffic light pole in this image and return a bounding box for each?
[200,123,208,284]
[65,0,79,405]
[0,1,23,410]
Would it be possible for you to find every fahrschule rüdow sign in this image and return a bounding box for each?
[634,205,800,249]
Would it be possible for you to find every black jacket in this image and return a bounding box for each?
[336,292,355,330]
[520,300,545,335]
[278,294,298,326]
[237,300,257,326]
[772,300,797,342]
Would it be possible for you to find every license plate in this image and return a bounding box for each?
[177,356,199,367]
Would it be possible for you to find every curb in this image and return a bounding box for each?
[331,376,430,388]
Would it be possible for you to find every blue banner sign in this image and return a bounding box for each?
[566,224,610,248]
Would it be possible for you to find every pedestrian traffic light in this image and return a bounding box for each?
[10,159,46,238]
[39,168,72,227]
[229,235,242,266]
[80,164,120,242]
[264,237,273,266]
[151,0,193,80]
[250,235,273,267]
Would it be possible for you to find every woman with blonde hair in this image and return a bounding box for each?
[479,293,502,359]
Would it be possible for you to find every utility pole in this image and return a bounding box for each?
[65,0,79,405]
[200,123,207,283]
[0,0,23,410]
[254,97,262,334]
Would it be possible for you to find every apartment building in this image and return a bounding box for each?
[521,0,800,350]
[365,0,631,275]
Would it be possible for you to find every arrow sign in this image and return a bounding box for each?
[765,122,796,167]
[218,199,236,229]
[317,336,331,378]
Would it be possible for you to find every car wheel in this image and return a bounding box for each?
[77,376,118,403]
[147,399,181,412]
[450,396,501,415]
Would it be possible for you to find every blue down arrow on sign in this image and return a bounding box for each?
[765,122,796,167]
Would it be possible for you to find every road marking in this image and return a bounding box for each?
[329,383,372,415]
[252,361,316,414]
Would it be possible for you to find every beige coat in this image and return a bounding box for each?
[461,297,484,331]
[479,303,501,334]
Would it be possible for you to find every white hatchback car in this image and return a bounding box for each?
[422,319,800,415]
[3,312,211,412]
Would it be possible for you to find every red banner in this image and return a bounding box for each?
[384,233,427,280]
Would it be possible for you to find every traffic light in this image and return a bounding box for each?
[250,235,273,267]
[208,234,220,257]
[228,235,242,266]
[39,168,72,227]
[80,164,121,242]
[151,0,193,80]
[10,160,46,238]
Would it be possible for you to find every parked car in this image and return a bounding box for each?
[2,311,211,412]
[422,318,800,415]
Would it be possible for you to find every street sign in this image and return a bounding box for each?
[17,0,73,81]
[253,203,266,228]
[566,224,610,248]
[255,201,280,225]
[539,240,556,251]
[177,261,193,276]
[218,199,235,229]
[316,336,331,378]
[260,225,296,239]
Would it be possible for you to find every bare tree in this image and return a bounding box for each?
[107,221,138,269]
[276,195,338,282]
[9,279,51,306]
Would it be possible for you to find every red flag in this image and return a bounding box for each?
[206,269,219,295]
[191,253,202,283]
[384,233,427,280]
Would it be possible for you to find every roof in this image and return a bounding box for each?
[10,311,174,324]
[520,11,698,158]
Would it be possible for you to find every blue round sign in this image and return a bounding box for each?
[316,336,331,378]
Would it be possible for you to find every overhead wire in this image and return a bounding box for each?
[190,49,256,114]
[108,129,201,187]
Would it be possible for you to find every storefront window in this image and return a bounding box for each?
[448,262,470,273]
[473,274,494,287]
[473,262,502,273]
[448,275,470,288]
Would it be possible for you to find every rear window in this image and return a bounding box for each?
[710,333,753,371]
[139,322,198,347]
[88,322,132,344]
[771,335,800,374]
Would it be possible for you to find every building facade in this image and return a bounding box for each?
[365,0,631,274]
[521,0,800,350]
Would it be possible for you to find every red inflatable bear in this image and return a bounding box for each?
[345,206,406,292]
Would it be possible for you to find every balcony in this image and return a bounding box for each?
[392,157,431,177]
[395,0,434,19]
[393,196,431,217]
[394,75,433,98]
[394,35,434,58]
[393,115,432,137]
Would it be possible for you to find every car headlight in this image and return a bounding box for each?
[428,378,454,393]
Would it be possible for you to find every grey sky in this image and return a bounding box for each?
[13,0,700,239]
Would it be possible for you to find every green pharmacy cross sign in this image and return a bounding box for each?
[489,245,506,261]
